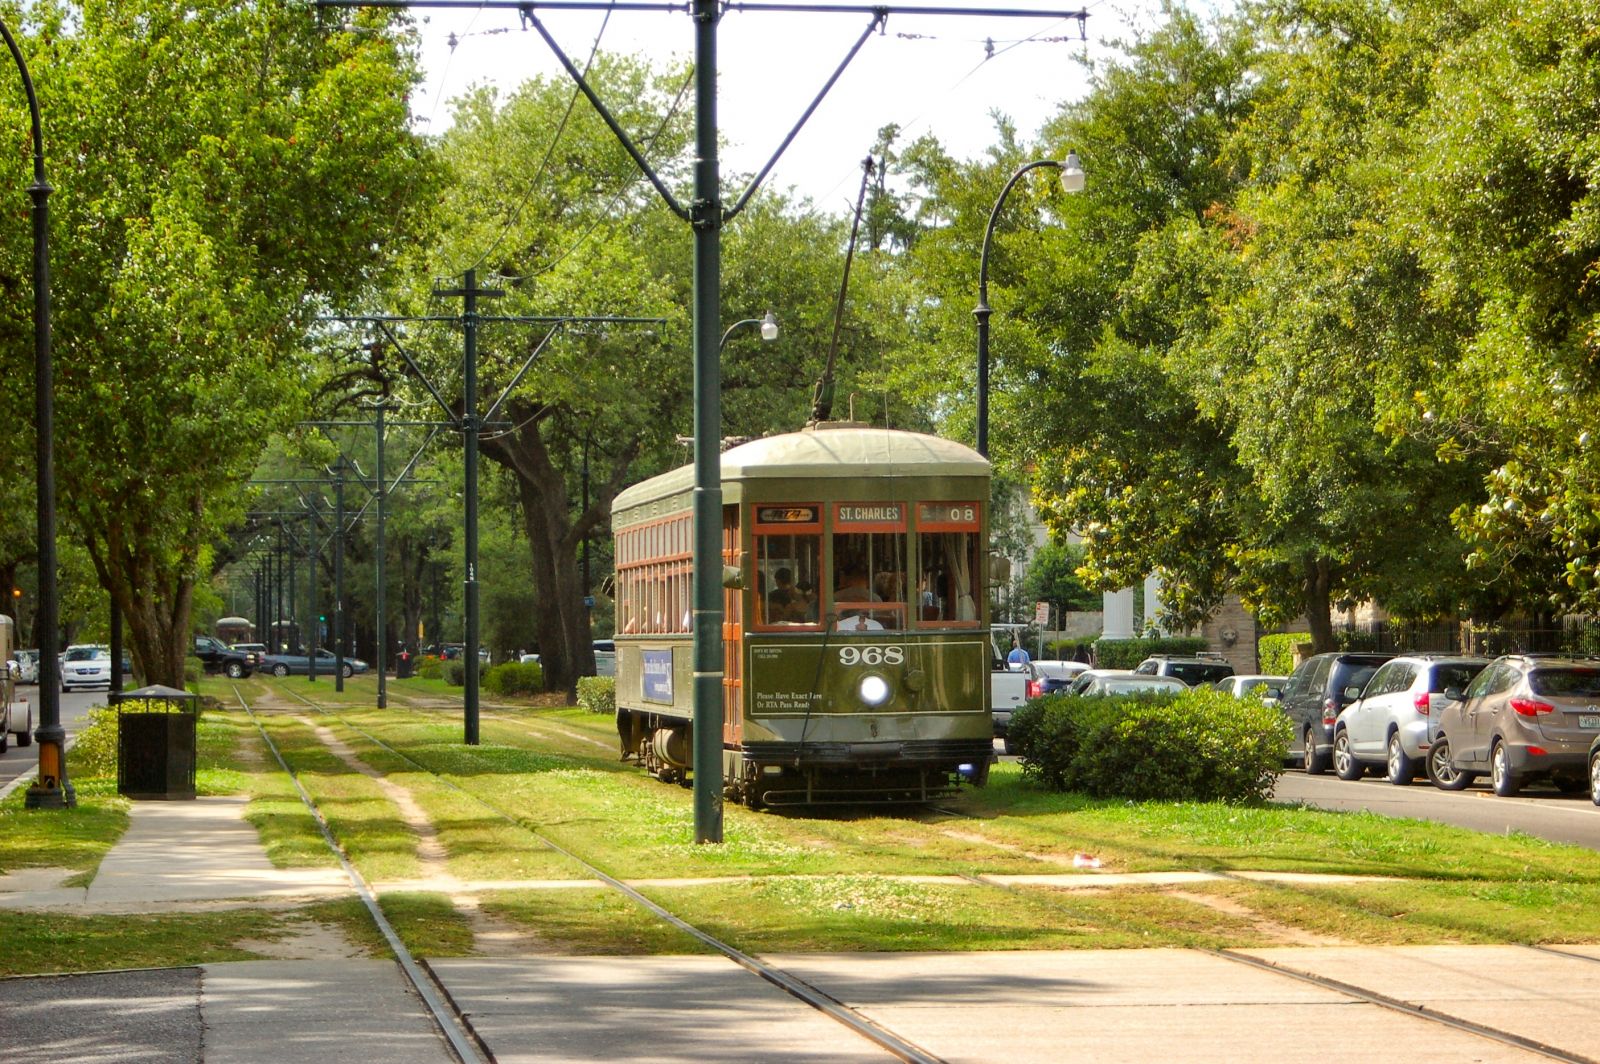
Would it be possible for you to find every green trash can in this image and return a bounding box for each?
[114,684,199,800]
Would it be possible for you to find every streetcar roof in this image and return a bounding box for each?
[612,424,988,519]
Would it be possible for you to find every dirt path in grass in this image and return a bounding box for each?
[294,716,547,958]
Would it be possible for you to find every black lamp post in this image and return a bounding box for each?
[1,17,69,809]
[974,152,1084,459]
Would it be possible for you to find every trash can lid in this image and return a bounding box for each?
[113,684,197,701]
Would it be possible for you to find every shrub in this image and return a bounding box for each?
[184,655,204,688]
[1257,634,1306,676]
[577,676,615,715]
[67,705,122,779]
[416,655,444,680]
[1009,687,1291,803]
[444,658,465,687]
[1090,636,1209,670]
[484,661,543,696]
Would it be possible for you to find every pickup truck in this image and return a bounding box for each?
[193,635,255,679]
[990,629,1041,754]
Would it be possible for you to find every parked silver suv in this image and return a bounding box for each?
[1133,654,1235,687]
[1431,655,1600,796]
[1332,655,1489,785]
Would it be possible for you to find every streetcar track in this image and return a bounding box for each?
[245,683,945,1064]
[231,687,486,1064]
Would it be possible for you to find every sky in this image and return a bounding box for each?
[405,1,1187,212]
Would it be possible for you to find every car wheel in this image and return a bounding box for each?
[342,664,354,679]
[1590,750,1600,807]
[16,705,32,746]
[1427,737,1475,791]
[272,663,290,678]
[1002,735,1014,756]
[1491,740,1521,798]
[1334,731,1363,780]
[1303,727,1329,775]
[225,662,244,679]
[0,727,8,753]
[1385,733,1417,786]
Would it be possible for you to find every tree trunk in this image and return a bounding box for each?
[478,401,639,702]
[1302,556,1336,654]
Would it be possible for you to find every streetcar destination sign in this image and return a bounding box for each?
[836,504,903,524]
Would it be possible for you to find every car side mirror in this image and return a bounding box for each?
[1264,686,1282,699]
[1443,686,1464,702]
[1343,685,1363,701]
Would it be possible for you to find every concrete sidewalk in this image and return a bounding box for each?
[0,796,350,910]
[5,947,1597,1063]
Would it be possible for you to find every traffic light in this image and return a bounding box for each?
[318,614,326,622]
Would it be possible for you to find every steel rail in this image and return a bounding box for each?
[265,683,946,1064]
[232,689,488,1064]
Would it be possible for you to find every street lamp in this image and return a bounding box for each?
[0,17,69,809]
[974,151,1085,459]
[720,310,779,351]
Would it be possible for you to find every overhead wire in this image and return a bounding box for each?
[462,7,615,275]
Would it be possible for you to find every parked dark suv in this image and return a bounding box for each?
[1278,652,1392,773]
[193,635,254,679]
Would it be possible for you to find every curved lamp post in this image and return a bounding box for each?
[720,310,779,351]
[974,152,1084,459]
[0,18,69,809]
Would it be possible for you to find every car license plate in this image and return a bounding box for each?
[1581,715,1600,729]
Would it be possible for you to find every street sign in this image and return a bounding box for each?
[1034,601,1050,626]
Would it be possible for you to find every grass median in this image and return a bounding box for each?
[12,683,1600,971]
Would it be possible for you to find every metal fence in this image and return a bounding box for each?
[1334,621,1600,658]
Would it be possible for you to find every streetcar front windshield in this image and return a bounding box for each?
[832,528,906,631]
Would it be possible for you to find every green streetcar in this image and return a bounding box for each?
[611,423,995,807]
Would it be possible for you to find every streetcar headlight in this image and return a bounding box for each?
[858,674,891,707]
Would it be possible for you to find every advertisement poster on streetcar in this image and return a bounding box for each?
[642,649,674,704]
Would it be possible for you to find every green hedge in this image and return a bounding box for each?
[1090,636,1209,670]
[577,676,615,715]
[184,655,204,688]
[444,658,465,687]
[1008,687,1291,803]
[1257,634,1306,676]
[484,661,543,696]
[1045,637,1096,660]
[416,655,444,680]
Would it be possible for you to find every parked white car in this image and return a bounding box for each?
[1333,654,1491,785]
[60,644,113,691]
[1066,670,1188,698]
[1215,674,1287,704]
